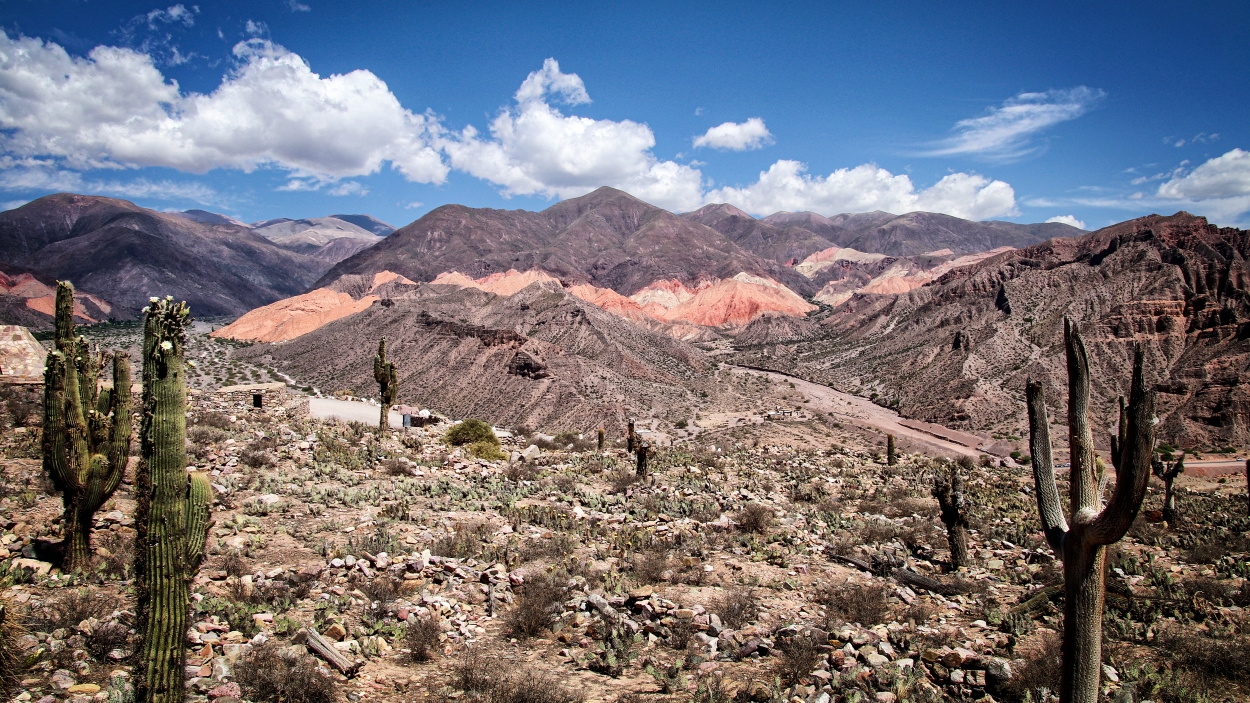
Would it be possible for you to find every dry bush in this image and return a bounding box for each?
[196,412,233,430]
[1159,627,1250,682]
[405,615,441,662]
[818,582,890,627]
[518,533,576,563]
[713,588,759,629]
[381,459,412,476]
[506,571,566,639]
[859,520,900,544]
[454,649,583,703]
[631,549,669,585]
[235,643,339,703]
[552,474,577,494]
[609,466,637,494]
[35,589,116,632]
[188,425,228,445]
[222,552,248,578]
[736,503,773,533]
[86,620,130,661]
[95,529,135,580]
[433,522,490,559]
[240,448,276,469]
[504,462,539,482]
[0,598,26,696]
[776,634,821,685]
[359,575,402,605]
[1007,632,1061,702]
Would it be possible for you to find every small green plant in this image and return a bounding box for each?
[583,621,640,677]
[445,419,497,446]
[646,657,687,694]
[469,440,507,461]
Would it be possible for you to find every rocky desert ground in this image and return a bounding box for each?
[2,323,1249,703]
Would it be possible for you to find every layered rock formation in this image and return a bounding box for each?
[235,280,711,431]
[733,212,1250,448]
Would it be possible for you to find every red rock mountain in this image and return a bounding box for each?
[732,212,1250,448]
[314,187,816,296]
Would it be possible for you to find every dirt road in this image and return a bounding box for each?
[723,365,983,458]
[309,397,405,429]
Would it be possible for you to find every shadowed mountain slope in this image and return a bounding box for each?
[0,194,325,319]
[315,187,816,296]
[237,279,711,431]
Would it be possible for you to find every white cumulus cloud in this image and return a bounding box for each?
[437,58,704,211]
[1154,148,1250,225]
[693,117,773,151]
[1045,215,1087,229]
[922,87,1104,161]
[0,32,447,183]
[703,160,1018,220]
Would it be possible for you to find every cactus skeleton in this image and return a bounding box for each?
[42,281,132,572]
[931,462,970,569]
[1025,319,1153,703]
[1152,453,1184,524]
[134,297,212,703]
[374,337,398,431]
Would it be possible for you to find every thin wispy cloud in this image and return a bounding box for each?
[920,87,1105,161]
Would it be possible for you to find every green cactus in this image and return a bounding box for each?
[42,281,132,572]
[134,296,212,703]
[886,433,896,466]
[373,337,398,431]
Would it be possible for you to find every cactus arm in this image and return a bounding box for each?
[185,472,212,570]
[102,352,133,498]
[1088,348,1155,546]
[1064,319,1100,515]
[1026,378,1069,555]
[43,350,73,494]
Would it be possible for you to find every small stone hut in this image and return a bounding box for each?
[214,381,309,419]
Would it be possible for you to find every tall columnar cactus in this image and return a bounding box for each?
[636,441,649,479]
[886,434,896,466]
[374,337,398,432]
[627,418,636,453]
[597,427,605,452]
[931,461,970,569]
[1025,319,1153,703]
[134,297,212,703]
[1153,454,1185,524]
[42,281,132,572]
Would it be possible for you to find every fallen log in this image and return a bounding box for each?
[305,628,362,676]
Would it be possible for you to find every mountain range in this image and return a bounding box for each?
[0,197,394,324]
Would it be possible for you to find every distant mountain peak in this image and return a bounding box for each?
[174,209,249,228]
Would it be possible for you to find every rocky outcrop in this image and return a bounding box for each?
[237,281,709,432]
[731,212,1250,449]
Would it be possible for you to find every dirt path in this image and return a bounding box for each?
[722,365,982,458]
[309,397,404,428]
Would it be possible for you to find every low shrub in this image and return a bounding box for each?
[776,634,821,685]
[235,643,339,703]
[454,649,583,703]
[818,582,890,627]
[0,597,26,695]
[445,419,497,447]
[405,615,441,662]
[735,503,773,534]
[713,588,759,629]
[506,571,565,639]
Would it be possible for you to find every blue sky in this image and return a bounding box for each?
[0,0,1246,230]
